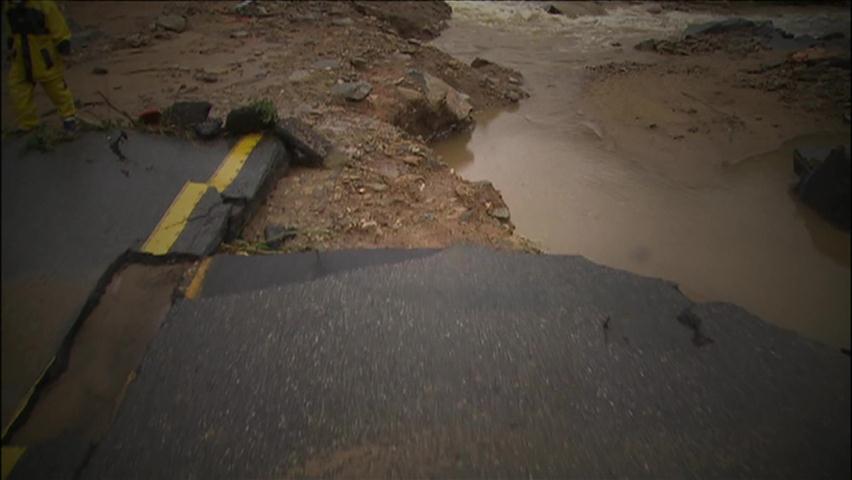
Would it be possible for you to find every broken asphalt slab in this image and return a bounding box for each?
[78,246,849,478]
[0,130,285,436]
[195,248,439,299]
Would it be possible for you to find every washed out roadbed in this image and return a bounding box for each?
[0,0,535,253]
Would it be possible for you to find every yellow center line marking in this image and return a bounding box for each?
[1,356,55,441]
[208,133,263,193]
[2,447,25,480]
[140,133,263,256]
[185,257,213,300]
[140,181,209,255]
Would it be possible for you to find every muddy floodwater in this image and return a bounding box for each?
[432,1,851,348]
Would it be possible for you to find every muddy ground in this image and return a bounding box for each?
[1,1,848,256]
[1,1,533,253]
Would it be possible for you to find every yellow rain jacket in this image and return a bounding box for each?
[4,0,76,128]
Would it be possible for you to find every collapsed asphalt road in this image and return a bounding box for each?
[10,246,841,479]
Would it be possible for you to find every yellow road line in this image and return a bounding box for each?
[140,182,209,255]
[1,356,55,441]
[185,257,213,300]
[2,447,25,480]
[208,133,263,193]
[140,134,263,256]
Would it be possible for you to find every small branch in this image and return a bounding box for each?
[95,90,136,124]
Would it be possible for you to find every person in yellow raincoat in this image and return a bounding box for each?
[4,0,77,132]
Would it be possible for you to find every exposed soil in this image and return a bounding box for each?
[0,1,534,253]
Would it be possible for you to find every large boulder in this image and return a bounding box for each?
[408,70,473,121]
[392,70,474,140]
[793,145,851,230]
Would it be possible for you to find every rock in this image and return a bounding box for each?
[288,70,311,82]
[137,108,162,125]
[397,87,423,102]
[194,72,218,83]
[164,101,212,127]
[233,0,270,17]
[365,182,388,192]
[291,13,319,22]
[156,14,187,33]
[230,30,250,39]
[331,17,354,27]
[125,33,149,48]
[793,145,851,230]
[264,225,298,248]
[544,5,562,15]
[350,57,368,69]
[225,103,278,135]
[91,67,108,75]
[331,81,373,101]
[471,57,495,69]
[489,207,511,221]
[408,70,473,121]
[646,5,663,14]
[684,18,764,37]
[274,117,333,167]
[611,42,622,47]
[312,58,340,70]
[194,118,223,140]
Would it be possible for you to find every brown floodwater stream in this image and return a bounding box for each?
[432,1,850,348]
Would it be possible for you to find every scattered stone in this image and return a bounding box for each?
[163,101,212,128]
[264,225,298,248]
[648,123,658,129]
[331,18,354,27]
[91,67,108,75]
[793,145,851,229]
[350,57,368,69]
[544,5,562,15]
[291,13,319,22]
[471,57,495,69]
[646,5,663,14]
[687,127,699,133]
[365,182,388,192]
[508,76,521,85]
[489,207,511,221]
[402,155,421,166]
[125,33,149,48]
[194,72,219,83]
[610,42,622,47]
[312,58,341,70]
[156,14,187,33]
[331,81,373,101]
[407,38,422,46]
[288,70,312,82]
[225,101,278,135]
[506,91,521,102]
[274,117,333,167]
[137,108,162,125]
[230,30,250,39]
[397,87,423,102]
[233,0,270,17]
[194,118,223,140]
